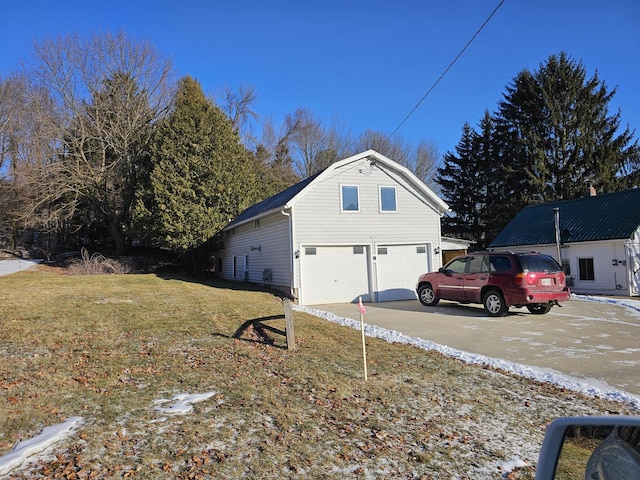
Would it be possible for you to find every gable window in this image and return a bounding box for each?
[579,258,595,280]
[379,186,397,212]
[341,185,359,212]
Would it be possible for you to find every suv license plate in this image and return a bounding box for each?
[541,278,553,286]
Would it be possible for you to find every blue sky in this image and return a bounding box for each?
[1,0,638,158]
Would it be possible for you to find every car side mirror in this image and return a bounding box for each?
[535,416,640,480]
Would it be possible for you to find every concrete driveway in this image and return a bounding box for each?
[312,298,640,398]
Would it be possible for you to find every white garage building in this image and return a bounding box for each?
[217,150,449,305]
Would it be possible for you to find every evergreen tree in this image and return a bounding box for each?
[475,111,502,247]
[251,143,299,200]
[437,123,481,244]
[437,114,501,249]
[495,52,638,208]
[134,76,257,274]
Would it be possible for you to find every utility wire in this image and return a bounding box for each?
[385,0,505,145]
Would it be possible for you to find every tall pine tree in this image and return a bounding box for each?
[134,76,258,274]
[495,52,638,206]
[437,123,481,244]
[440,52,639,247]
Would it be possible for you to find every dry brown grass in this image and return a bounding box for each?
[0,267,637,479]
[66,249,131,275]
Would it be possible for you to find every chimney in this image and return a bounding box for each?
[585,181,596,197]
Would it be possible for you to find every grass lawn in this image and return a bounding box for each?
[1,267,637,479]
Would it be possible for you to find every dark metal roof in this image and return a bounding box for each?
[224,172,320,229]
[489,188,640,247]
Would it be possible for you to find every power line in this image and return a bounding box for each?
[385,0,505,145]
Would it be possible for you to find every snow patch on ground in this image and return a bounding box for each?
[154,392,217,415]
[2,294,638,477]
[0,417,83,476]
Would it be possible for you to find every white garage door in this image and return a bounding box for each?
[376,244,428,302]
[300,246,370,304]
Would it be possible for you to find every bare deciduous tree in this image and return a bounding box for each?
[23,31,174,254]
[282,108,354,178]
[356,130,441,189]
[220,85,258,145]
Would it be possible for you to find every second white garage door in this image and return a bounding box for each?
[300,245,371,305]
[375,244,428,302]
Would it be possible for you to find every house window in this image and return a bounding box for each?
[353,246,364,254]
[305,247,317,255]
[254,219,260,228]
[379,186,397,212]
[377,247,388,255]
[579,258,595,280]
[416,246,426,254]
[233,256,237,278]
[341,185,359,212]
[562,260,571,275]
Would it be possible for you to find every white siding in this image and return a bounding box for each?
[493,239,636,296]
[626,229,640,297]
[221,211,292,291]
[220,153,448,304]
[293,161,441,244]
[291,159,442,300]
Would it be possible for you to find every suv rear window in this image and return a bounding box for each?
[517,254,561,272]
[489,255,512,272]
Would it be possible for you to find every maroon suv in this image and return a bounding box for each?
[416,251,570,316]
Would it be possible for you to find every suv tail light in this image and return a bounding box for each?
[515,272,536,285]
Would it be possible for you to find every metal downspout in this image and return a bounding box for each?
[281,208,295,300]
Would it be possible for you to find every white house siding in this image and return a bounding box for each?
[291,159,442,304]
[221,211,292,292]
[493,238,637,297]
[627,229,640,296]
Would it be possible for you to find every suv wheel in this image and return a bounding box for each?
[526,304,552,314]
[483,290,508,317]
[418,284,440,306]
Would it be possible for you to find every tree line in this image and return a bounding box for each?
[438,52,639,249]
[0,32,439,272]
[0,33,637,270]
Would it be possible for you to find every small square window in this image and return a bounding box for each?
[416,246,426,254]
[579,258,594,280]
[341,185,359,212]
[305,247,317,255]
[380,186,397,212]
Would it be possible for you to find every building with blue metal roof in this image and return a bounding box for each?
[489,188,640,297]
